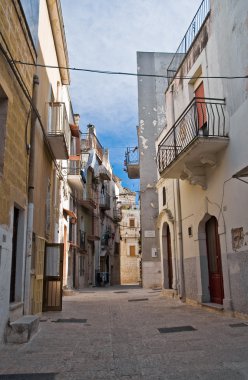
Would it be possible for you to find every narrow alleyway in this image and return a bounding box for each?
[0,286,248,380]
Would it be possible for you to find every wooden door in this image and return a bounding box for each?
[167,225,173,289]
[195,82,207,129]
[32,236,45,314]
[206,217,224,304]
[43,243,63,311]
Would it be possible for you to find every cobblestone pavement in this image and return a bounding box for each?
[1,286,248,380]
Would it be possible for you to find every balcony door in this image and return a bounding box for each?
[195,81,207,130]
[206,217,224,304]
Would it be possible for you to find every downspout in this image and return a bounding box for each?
[24,74,39,315]
[170,85,185,300]
[175,179,185,300]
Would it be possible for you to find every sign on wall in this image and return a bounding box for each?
[144,230,155,238]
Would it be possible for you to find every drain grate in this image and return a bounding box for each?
[0,374,57,380]
[158,325,196,333]
[114,291,128,294]
[128,298,148,302]
[52,318,87,323]
[229,323,248,328]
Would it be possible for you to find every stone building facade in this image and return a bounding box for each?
[0,0,36,342]
[119,189,141,285]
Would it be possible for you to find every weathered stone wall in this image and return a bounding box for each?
[120,254,140,285]
[0,0,36,343]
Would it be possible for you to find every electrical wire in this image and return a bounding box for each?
[11,59,248,80]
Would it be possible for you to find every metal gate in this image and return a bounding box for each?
[43,243,64,311]
[32,236,45,314]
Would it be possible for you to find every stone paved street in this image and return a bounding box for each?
[1,286,248,380]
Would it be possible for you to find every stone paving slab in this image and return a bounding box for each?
[1,286,248,379]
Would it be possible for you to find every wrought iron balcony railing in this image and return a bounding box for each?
[81,132,104,161]
[78,187,97,210]
[99,193,110,210]
[167,0,210,85]
[157,97,226,173]
[113,208,122,222]
[125,147,139,165]
[67,159,81,176]
[124,147,140,179]
[47,102,71,159]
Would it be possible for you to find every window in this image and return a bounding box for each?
[0,86,8,175]
[129,245,136,257]
[129,218,135,227]
[162,187,166,206]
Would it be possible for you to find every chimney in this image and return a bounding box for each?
[74,114,80,126]
[87,124,96,136]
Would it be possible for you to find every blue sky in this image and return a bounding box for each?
[60,0,202,192]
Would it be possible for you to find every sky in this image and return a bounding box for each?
[60,0,202,192]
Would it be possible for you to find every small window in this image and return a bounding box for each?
[162,187,166,206]
[129,218,135,227]
[129,245,136,257]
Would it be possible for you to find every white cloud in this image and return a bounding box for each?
[60,0,202,185]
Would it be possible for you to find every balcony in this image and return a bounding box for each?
[79,230,86,251]
[113,208,122,222]
[67,158,84,192]
[124,147,140,179]
[81,132,104,162]
[87,213,100,241]
[78,188,97,210]
[47,102,70,159]
[98,165,111,181]
[167,0,210,85]
[157,98,229,189]
[99,193,110,211]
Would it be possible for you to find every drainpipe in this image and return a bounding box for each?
[175,179,185,300]
[24,75,39,315]
[170,85,185,300]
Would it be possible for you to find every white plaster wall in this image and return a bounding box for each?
[38,1,61,96]
[142,261,162,288]
[157,0,248,311]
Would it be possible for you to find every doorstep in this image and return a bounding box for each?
[6,315,39,344]
[202,302,224,313]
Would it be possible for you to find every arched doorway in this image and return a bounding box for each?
[206,216,224,304]
[162,223,173,289]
